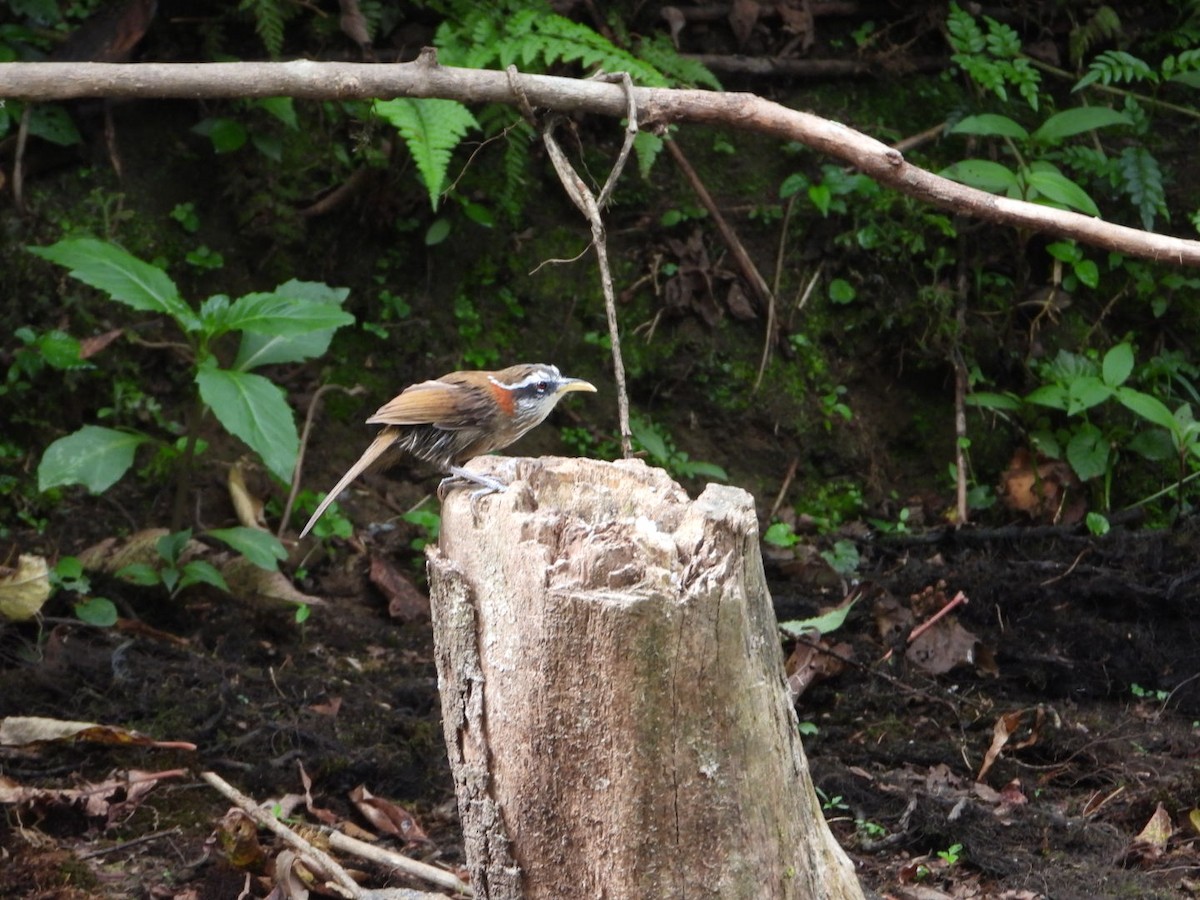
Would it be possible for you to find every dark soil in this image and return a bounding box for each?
[3,496,1200,899]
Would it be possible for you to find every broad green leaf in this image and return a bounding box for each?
[117,563,161,586]
[684,461,729,481]
[374,98,479,209]
[27,104,81,146]
[254,96,298,129]
[1025,169,1101,216]
[1026,384,1068,411]
[1085,512,1110,536]
[222,292,354,337]
[940,160,1020,194]
[74,597,118,626]
[207,526,287,570]
[157,529,192,564]
[1074,259,1100,289]
[233,281,352,370]
[1066,423,1108,481]
[1128,428,1175,461]
[29,239,197,329]
[1066,375,1112,415]
[630,418,668,462]
[193,116,248,153]
[1101,343,1134,388]
[965,391,1022,411]
[38,426,148,493]
[1032,107,1132,144]
[779,596,859,637]
[950,114,1029,140]
[196,366,299,484]
[36,330,86,369]
[179,560,230,593]
[1116,387,1179,433]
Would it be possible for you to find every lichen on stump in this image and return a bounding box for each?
[427,456,863,900]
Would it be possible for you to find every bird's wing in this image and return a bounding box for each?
[366,378,479,430]
[298,428,397,538]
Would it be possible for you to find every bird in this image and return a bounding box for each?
[299,363,596,538]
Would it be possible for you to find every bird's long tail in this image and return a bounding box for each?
[298,428,398,538]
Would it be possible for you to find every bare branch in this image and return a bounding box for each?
[2,60,1198,266]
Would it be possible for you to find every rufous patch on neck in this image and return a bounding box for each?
[486,378,517,416]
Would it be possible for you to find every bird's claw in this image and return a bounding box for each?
[438,466,508,508]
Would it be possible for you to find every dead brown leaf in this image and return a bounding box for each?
[349,784,429,844]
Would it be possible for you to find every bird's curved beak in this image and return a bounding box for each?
[556,378,597,394]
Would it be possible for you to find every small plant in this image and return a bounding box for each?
[50,557,118,627]
[856,819,887,840]
[1130,683,1169,702]
[117,530,229,599]
[937,843,964,866]
[630,416,728,482]
[31,238,354,517]
[797,721,819,737]
[815,787,849,814]
[402,506,441,552]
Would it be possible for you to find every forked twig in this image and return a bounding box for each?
[538,70,638,457]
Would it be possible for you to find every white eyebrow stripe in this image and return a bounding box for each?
[488,369,558,391]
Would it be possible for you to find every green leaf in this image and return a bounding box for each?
[763,522,798,547]
[683,461,729,481]
[1066,422,1109,481]
[157,529,192,565]
[196,366,299,484]
[1031,107,1132,144]
[1085,512,1110,536]
[193,116,248,153]
[633,130,664,180]
[207,526,287,570]
[179,560,230,593]
[940,160,1020,194]
[1026,384,1068,410]
[222,292,355,337]
[779,596,859,637]
[1024,169,1101,216]
[27,104,81,146]
[828,278,857,304]
[1116,387,1179,432]
[425,217,452,246]
[630,417,669,462]
[374,98,479,210]
[74,597,118,627]
[29,239,197,329]
[117,563,161,586]
[1127,428,1175,461]
[950,114,1029,140]
[1066,375,1112,415]
[233,281,352,370]
[254,96,298,129]
[1101,343,1134,388]
[38,426,148,493]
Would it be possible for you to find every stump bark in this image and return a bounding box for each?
[427,456,864,900]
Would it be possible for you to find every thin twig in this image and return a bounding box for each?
[200,770,362,897]
[664,139,775,306]
[767,456,799,521]
[285,383,367,539]
[323,828,472,896]
[755,194,796,391]
[540,86,635,455]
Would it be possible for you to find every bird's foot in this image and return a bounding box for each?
[438,466,508,519]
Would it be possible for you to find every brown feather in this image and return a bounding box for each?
[298,428,399,538]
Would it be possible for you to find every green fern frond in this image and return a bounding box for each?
[374,98,480,210]
[1074,50,1157,91]
[238,0,290,59]
[1068,6,1121,69]
[635,34,722,90]
[1118,146,1167,230]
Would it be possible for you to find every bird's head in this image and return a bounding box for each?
[487,363,597,432]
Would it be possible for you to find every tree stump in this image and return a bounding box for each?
[427,456,864,900]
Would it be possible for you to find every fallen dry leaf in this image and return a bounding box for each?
[0,553,50,622]
[349,784,429,844]
[0,715,196,751]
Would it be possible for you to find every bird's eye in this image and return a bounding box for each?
[536,381,549,394]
